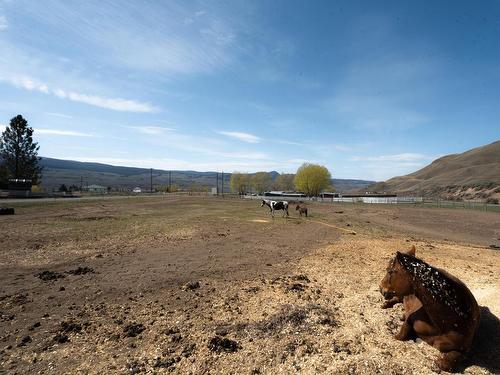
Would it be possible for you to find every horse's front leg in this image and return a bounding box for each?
[394,295,420,341]
[394,320,415,341]
[436,350,463,372]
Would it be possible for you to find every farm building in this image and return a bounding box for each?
[82,184,107,194]
[263,191,307,198]
[7,179,33,198]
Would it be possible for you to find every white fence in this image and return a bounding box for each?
[244,195,423,204]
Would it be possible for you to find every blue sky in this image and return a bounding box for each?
[0,0,499,181]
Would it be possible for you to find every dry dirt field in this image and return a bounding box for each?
[0,196,499,374]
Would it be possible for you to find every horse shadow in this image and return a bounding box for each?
[463,306,500,373]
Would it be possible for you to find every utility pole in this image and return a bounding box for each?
[168,171,172,192]
[150,168,153,193]
[80,176,83,191]
[221,171,224,197]
[216,172,219,195]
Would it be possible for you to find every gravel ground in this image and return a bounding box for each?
[0,197,498,374]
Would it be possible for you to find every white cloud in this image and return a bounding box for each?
[275,140,303,146]
[53,88,159,113]
[7,75,49,93]
[45,112,73,119]
[349,153,434,162]
[344,161,428,181]
[35,128,94,137]
[0,123,5,133]
[217,131,260,143]
[127,126,176,135]
[0,74,159,113]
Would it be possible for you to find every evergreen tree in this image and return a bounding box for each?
[0,115,42,184]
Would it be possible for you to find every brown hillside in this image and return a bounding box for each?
[369,140,500,200]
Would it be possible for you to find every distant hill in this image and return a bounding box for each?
[331,178,375,193]
[38,157,373,193]
[39,157,227,191]
[368,140,500,201]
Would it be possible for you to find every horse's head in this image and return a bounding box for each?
[260,200,266,207]
[295,205,300,210]
[379,246,416,300]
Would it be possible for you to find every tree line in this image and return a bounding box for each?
[230,163,332,196]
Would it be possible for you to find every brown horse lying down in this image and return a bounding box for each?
[379,246,480,372]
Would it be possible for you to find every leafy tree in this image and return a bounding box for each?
[230,172,250,195]
[251,172,272,194]
[275,173,295,191]
[294,163,331,196]
[0,115,42,184]
[58,184,68,192]
[169,184,179,193]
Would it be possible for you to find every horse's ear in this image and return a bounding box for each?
[406,245,416,256]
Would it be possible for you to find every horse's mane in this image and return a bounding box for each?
[396,252,471,318]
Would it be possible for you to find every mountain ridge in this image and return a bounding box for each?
[367,140,500,201]
[38,157,375,193]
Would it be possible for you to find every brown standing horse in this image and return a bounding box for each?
[379,246,480,372]
[295,204,308,217]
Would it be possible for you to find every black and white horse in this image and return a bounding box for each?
[261,199,289,217]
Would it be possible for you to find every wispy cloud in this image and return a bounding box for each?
[0,15,7,31]
[12,2,238,76]
[349,153,434,162]
[52,88,159,113]
[275,140,303,146]
[0,74,159,113]
[36,128,94,137]
[217,131,260,143]
[127,126,176,135]
[136,129,269,160]
[6,75,49,93]
[46,112,73,119]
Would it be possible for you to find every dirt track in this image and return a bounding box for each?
[0,196,499,374]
